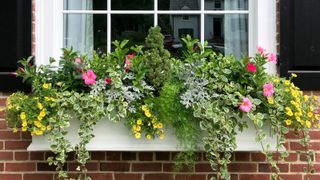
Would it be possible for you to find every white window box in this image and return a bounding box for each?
[27,118,277,151]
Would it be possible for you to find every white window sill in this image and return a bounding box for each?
[27,118,277,152]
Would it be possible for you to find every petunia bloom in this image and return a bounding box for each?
[268,53,277,64]
[105,77,112,85]
[124,53,135,72]
[263,83,275,97]
[239,98,253,113]
[82,70,97,85]
[257,46,266,57]
[246,63,257,73]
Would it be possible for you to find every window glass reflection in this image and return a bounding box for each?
[112,0,154,10]
[204,0,248,10]
[64,0,108,10]
[159,0,200,10]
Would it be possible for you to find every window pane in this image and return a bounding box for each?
[111,15,153,48]
[205,14,248,58]
[64,14,108,55]
[159,0,200,10]
[112,0,154,10]
[64,0,108,10]
[159,14,200,55]
[205,0,248,10]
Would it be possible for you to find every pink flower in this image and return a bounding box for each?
[268,53,277,64]
[239,98,253,113]
[124,53,135,72]
[263,83,275,97]
[74,57,82,64]
[105,77,112,85]
[82,70,97,85]
[257,46,266,56]
[246,63,257,73]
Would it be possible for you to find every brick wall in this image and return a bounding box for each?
[0,0,319,179]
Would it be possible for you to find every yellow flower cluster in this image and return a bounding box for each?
[131,105,164,140]
[42,83,52,89]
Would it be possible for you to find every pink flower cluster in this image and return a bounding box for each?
[263,83,275,97]
[256,46,277,64]
[239,98,253,113]
[82,70,97,85]
[124,53,135,72]
[246,63,257,73]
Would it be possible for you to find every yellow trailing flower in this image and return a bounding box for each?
[285,119,292,126]
[12,128,18,133]
[145,111,151,118]
[44,97,51,101]
[37,103,43,110]
[40,125,46,131]
[156,123,163,129]
[21,126,27,132]
[46,125,52,131]
[136,126,141,131]
[314,96,318,101]
[35,130,43,136]
[42,83,51,89]
[267,97,274,105]
[146,134,152,140]
[20,112,26,120]
[39,110,46,117]
[284,80,290,86]
[137,119,142,125]
[141,105,148,111]
[307,112,313,118]
[272,78,280,83]
[305,120,311,128]
[135,132,141,139]
[37,115,43,121]
[285,88,290,92]
[291,73,298,77]
[304,95,309,102]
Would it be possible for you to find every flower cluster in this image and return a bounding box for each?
[129,105,164,140]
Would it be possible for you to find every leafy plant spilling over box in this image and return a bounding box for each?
[4,27,320,180]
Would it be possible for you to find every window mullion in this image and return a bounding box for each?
[200,0,204,45]
[154,0,158,26]
[107,0,111,53]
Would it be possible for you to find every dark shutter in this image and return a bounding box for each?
[280,0,320,90]
[0,0,31,92]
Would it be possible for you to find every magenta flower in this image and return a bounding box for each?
[246,63,257,73]
[268,53,277,64]
[124,53,135,72]
[105,77,112,85]
[82,70,97,85]
[263,83,275,97]
[239,98,253,113]
[74,57,82,64]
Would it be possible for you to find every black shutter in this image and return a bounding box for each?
[280,0,320,90]
[0,0,31,92]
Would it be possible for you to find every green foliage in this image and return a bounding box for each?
[142,26,172,89]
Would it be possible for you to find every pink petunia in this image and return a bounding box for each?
[257,46,267,57]
[239,98,253,113]
[105,77,112,85]
[74,57,82,64]
[82,70,97,85]
[124,53,135,72]
[246,63,257,73]
[268,53,277,64]
[263,83,275,97]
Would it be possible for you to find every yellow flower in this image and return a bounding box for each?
[34,121,42,128]
[46,125,52,131]
[305,120,311,128]
[151,118,157,124]
[50,98,56,102]
[308,112,313,118]
[42,83,51,89]
[304,95,309,102]
[146,134,152,140]
[12,128,18,133]
[35,130,43,136]
[285,88,290,92]
[37,115,43,121]
[132,125,137,131]
[284,80,290,86]
[157,123,163,129]
[37,103,43,110]
[39,110,46,117]
[267,97,274,105]
[44,97,50,101]
[137,119,142,125]
[286,111,293,116]
[285,119,292,126]
[291,73,298,78]
[21,126,27,132]
[8,105,13,110]
[145,111,151,118]
[296,116,301,121]
[135,133,141,139]
[315,114,320,120]
[40,125,46,131]
[272,78,280,83]
[141,105,148,111]
[159,134,164,140]
[136,126,141,131]
[314,96,318,101]
[22,121,27,127]
[20,112,26,120]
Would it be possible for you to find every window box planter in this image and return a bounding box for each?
[27,118,277,152]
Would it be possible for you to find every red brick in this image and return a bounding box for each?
[0,111,5,118]
[279,174,303,180]
[290,142,305,151]
[228,163,257,172]
[122,152,136,160]
[68,162,99,171]
[21,132,32,140]
[310,142,320,150]
[195,163,213,172]
[155,152,170,161]
[100,162,130,172]
[0,98,7,107]
[37,162,58,171]
[251,152,266,162]
[139,152,153,161]
[315,153,320,162]
[234,152,250,161]
[0,151,13,160]
[5,140,30,150]
[239,174,269,180]
[88,173,113,180]
[259,163,289,172]
[0,141,3,149]
[300,153,314,162]
[285,153,298,162]
[132,163,162,172]
[163,163,193,172]
[0,163,4,171]
[304,174,320,180]
[309,130,320,139]
[0,130,20,139]
[0,120,7,129]
[106,151,121,161]
[114,173,142,180]
[15,151,29,160]
[284,131,303,139]
[91,151,105,160]
[24,174,53,180]
[0,174,22,180]
[6,162,36,171]
[144,174,174,180]
[30,152,44,160]
[290,164,315,172]
[175,174,206,180]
